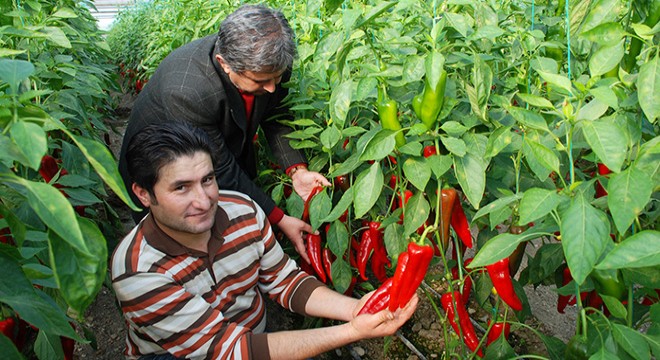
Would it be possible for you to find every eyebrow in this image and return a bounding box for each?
[170,171,215,189]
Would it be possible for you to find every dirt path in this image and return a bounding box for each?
[74,93,576,359]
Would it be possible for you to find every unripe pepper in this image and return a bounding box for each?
[565,334,589,360]
[486,258,523,311]
[377,85,405,148]
[508,224,528,275]
[416,68,447,130]
[441,291,484,357]
[590,268,627,301]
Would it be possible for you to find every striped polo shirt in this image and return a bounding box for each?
[111,190,323,359]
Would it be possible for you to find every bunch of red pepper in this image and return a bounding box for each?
[357,221,390,283]
[441,291,484,357]
[358,240,434,315]
[39,155,86,216]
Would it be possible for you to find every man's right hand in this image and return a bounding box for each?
[349,294,418,339]
[277,214,314,264]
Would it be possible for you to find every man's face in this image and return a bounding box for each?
[134,151,218,240]
[216,55,283,95]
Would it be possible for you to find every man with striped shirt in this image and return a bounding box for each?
[112,122,417,360]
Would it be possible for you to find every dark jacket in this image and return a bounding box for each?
[119,35,305,218]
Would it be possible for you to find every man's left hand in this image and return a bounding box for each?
[291,168,331,200]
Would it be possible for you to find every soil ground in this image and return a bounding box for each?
[73,93,576,359]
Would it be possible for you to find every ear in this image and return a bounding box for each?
[132,183,153,208]
[215,55,231,74]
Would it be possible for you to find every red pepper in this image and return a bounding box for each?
[302,186,324,223]
[557,266,574,313]
[389,174,398,190]
[305,233,326,283]
[388,251,410,312]
[322,248,335,283]
[334,175,350,192]
[595,163,611,198]
[423,145,437,158]
[371,243,391,283]
[487,258,523,311]
[486,320,511,346]
[0,317,16,343]
[389,242,434,311]
[357,229,376,281]
[450,196,473,248]
[358,278,394,315]
[439,188,457,250]
[61,336,75,360]
[441,291,484,357]
[344,276,357,296]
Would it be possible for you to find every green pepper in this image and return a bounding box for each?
[565,335,589,360]
[417,69,447,130]
[377,85,405,148]
[590,268,627,301]
[623,2,660,72]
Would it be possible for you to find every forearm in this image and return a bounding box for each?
[304,286,359,321]
[266,323,359,360]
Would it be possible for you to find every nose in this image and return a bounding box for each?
[191,185,212,210]
[263,80,276,93]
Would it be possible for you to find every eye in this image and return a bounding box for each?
[202,175,215,184]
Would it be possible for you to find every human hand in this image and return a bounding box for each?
[348,294,418,339]
[277,214,315,264]
[291,168,331,200]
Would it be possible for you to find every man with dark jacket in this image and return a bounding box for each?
[118,4,330,261]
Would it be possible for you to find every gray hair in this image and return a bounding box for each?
[215,4,296,73]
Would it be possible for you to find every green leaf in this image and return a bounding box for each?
[321,187,354,223]
[43,26,71,48]
[536,332,566,360]
[444,12,470,38]
[633,137,660,185]
[576,98,609,121]
[427,154,453,179]
[560,194,610,284]
[0,59,34,94]
[360,129,396,161]
[65,134,140,211]
[384,223,407,261]
[508,106,548,131]
[516,93,554,109]
[330,258,352,294]
[580,22,626,45]
[454,152,488,209]
[470,230,545,268]
[612,324,651,360]
[2,175,86,253]
[329,79,353,129]
[523,137,560,176]
[402,193,430,237]
[596,231,660,269]
[10,121,46,170]
[472,193,522,222]
[353,162,383,218]
[580,118,627,173]
[518,188,562,225]
[403,157,432,191]
[589,40,625,77]
[600,295,627,319]
[537,70,573,95]
[49,218,107,314]
[638,56,659,123]
[51,7,78,18]
[622,267,660,288]
[589,347,624,360]
[309,189,331,231]
[0,252,81,341]
[319,125,341,150]
[607,167,653,234]
[485,126,514,158]
[326,221,349,258]
[589,86,619,109]
[440,136,467,156]
[0,334,22,360]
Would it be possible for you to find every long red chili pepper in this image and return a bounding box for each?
[388,251,410,312]
[441,291,484,357]
[371,243,391,283]
[450,196,473,248]
[357,229,376,281]
[486,320,511,346]
[398,242,434,308]
[358,278,394,315]
[305,233,326,283]
[486,258,523,311]
[595,163,611,198]
[451,263,472,304]
[301,185,324,223]
[322,248,335,283]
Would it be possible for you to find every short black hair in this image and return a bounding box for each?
[125,122,217,196]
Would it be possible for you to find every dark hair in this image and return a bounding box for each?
[125,122,216,196]
[215,4,295,73]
